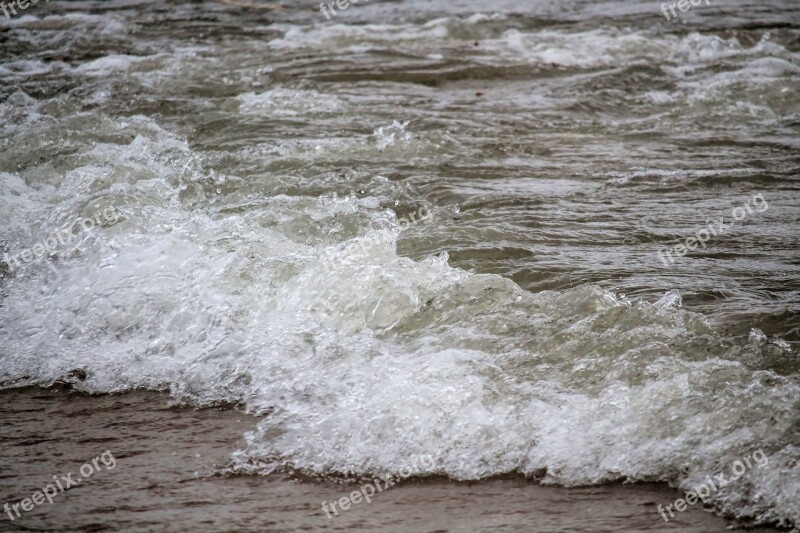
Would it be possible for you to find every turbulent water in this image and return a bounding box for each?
[1,0,799,528]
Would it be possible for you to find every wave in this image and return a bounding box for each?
[0,116,797,528]
[1,5,798,528]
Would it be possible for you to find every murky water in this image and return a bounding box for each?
[4,386,766,532]
[1,0,799,530]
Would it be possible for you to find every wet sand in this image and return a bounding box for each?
[0,387,776,532]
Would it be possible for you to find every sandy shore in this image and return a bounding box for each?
[0,387,777,532]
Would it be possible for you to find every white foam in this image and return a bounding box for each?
[236,88,345,116]
[74,55,141,76]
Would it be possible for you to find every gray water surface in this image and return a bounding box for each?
[1,0,799,529]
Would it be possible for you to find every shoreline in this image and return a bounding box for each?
[0,386,778,532]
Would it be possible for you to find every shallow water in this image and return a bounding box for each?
[2,386,763,532]
[1,0,799,529]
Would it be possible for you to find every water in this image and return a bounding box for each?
[1,0,799,529]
